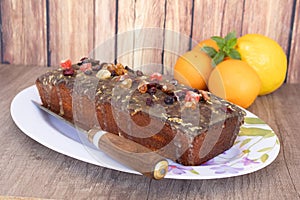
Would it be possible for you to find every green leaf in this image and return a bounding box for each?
[224,32,236,42]
[257,147,273,152]
[260,154,269,163]
[223,46,231,54]
[201,46,218,57]
[211,36,225,48]
[226,38,237,49]
[240,138,252,147]
[276,138,280,145]
[228,49,241,60]
[190,169,200,175]
[238,127,274,137]
[244,117,266,124]
[212,52,225,66]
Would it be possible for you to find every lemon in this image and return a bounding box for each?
[236,34,287,95]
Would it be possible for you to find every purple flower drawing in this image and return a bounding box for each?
[201,159,216,166]
[210,165,244,174]
[168,165,199,175]
[240,157,260,166]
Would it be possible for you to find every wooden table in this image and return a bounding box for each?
[0,64,299,199]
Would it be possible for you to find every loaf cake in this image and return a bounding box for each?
[36,58,246,166]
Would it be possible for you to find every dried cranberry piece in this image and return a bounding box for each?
[148,82,158,88]
[147,87,157,95]
[164,95,174,105]
[146,98,154,106]
[156,84,163,90]
[63,68,75,76]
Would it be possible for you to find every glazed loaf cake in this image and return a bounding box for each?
[36,58,245,166]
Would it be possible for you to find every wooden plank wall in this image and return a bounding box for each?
[0,0,299,83]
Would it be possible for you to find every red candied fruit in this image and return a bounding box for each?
[60,59,72,69]
[185,91,200,103]
[150,72,162,81]
[80,62,92,72]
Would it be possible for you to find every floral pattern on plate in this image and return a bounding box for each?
[12,86,281,180]
[166,115,280,178]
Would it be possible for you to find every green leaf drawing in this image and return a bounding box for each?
[240,138,252,148]
[243,149,250,154]
[190,169,200,175]
[260,154,269,163]
[257,147,273,152]
[244,117,266,124]
[234,140,241,145]
[238,127,274,137]
[263,132,276,138]
[276,138,280,145]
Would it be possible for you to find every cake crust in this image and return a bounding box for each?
[36,58,245,166]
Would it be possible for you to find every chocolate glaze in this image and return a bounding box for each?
[36,59,246,165]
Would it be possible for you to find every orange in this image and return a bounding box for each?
[193,39,219,52]
[208,59,261,108]
[174,50,213,90]
[236,34,287,95]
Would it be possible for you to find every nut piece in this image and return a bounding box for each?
[138,80,148,94]
[200,90,210,101]
[121,78,133,89]
[161,83,175,93]
[96,69,111,80]
[115,63,127,76]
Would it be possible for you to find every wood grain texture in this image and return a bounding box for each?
[117,0,166,74]
[242,0,294,53]
[93,0,116,63]
[0,0,2,63]
[133,0,165,74]
[287,0,300,83]
[116,0,135,67]
[1,64,300,199]
[163,0,193,75]
[1,0,47,65]
[192,0,244,44]
[48,0,94,66]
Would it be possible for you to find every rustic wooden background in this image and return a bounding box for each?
[0,0,299,82]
